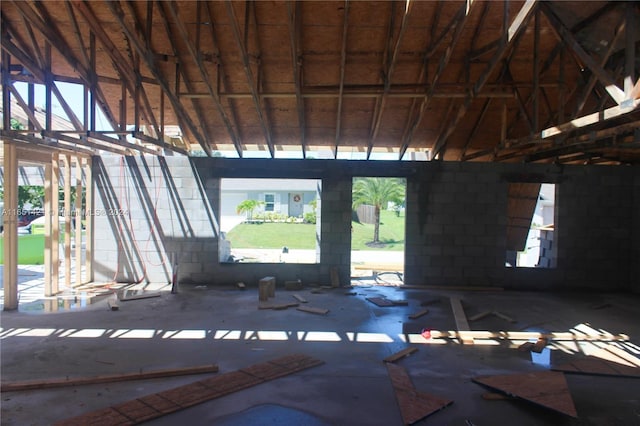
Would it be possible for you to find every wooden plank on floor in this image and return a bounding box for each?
[409,309,429,320]
[1,365,219,392]
[55,355,323,425]
[386,363,453,424]
[366,297,395,307]
[292,294,307,303]
[449,298,473,345]
[118,291,162,301]
[384,347,418,363]
[552,356,640,378]
[297,306,329,315]
[472,371,577,418]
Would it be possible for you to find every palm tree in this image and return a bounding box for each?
[352,178,405,243]
[236,199,264,221]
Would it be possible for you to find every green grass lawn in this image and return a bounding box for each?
[226,210,405,251]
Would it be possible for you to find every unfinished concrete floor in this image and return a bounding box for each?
[1,282,639,425]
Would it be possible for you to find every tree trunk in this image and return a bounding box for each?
[373,205,381,242]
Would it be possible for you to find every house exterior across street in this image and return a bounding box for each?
[220,178,321,232]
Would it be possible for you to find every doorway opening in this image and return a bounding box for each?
[350,177,406,285]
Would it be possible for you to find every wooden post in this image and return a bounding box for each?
[84,157,93,281]
[75,157,83,286]
[3,143,19,310]
[44,162,53,296]
[51,153,60,294]
[64,154,72,288]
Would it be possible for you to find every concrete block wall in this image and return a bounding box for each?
[93,156,639,292]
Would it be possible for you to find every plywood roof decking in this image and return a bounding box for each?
[1,1,639,163]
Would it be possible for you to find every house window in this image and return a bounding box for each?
[264,193,275,212]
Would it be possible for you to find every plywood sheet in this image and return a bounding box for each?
[473,371,577,418]
[553,356,640,378]
[386,363,453,425]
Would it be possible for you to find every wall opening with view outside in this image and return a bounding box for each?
[505,183,556,268]
[219,178,321,264]
[350,177,406,283]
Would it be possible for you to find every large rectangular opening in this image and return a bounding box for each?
[219,178,321,264]
[350,177,406,284]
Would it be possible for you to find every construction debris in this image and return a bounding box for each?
[469,310,516,323]
[118,291,161,302]
[107,299,119,311]
[449,298,473,345]
[284,280,303,291]
[56,354,323,425]
[296,306,329,315]
[258,276,276,301]
[366,297,396,307]
[409,309,429,320]
[473,371,577,418]
[292,294,307,303]
[236,282,246,290]
[383,347,418,363]
[531,337,549,353]
[1,365,219,392]
[258,301,299,310]
[552,356,640,378]
[386,363,453,424]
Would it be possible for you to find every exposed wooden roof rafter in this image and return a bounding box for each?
[541,2,625,105]
[334,0,349,158]
[286,1,306,158]
[104,0,208,156]
[157,0,216,153]
[431,0,538,159]
[225,0,275,158]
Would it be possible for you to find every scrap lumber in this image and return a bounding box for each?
[386,363,453,424]
[366,297,396,307]
[107,299,119,311]
[55,354,323,425]
[384,347,418,363]
[531,337,549,353]
[284,280,303,291]
[292,294,307,303]
[472,371,577,417]
[391,300,409,306]
[518,342,536,352]
[258,276,276,301]
[468,311,492,321]
[552,356,640,378]
[118,291,161,301]
[296,306,329,315]
[449,298,474,345]
[409,309,429,320]
[422,330,628,342]
[330,267,340,288]
[258,301,299,310]
[1,365,219,392]
[493,311,516,323]
[236,282,246,290]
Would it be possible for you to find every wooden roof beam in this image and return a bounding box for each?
[431,0,538,159]
[367,0,413,159]
[75,1,161,138]
[334,0,349,159]
[398,0,476,160]
[157,1,219,154]
[13,1,120,133]
[105,0,208,156]
[286,1,306,158]
[225,0,275,158]
[203,2,244,157]
[540,2,625,105]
